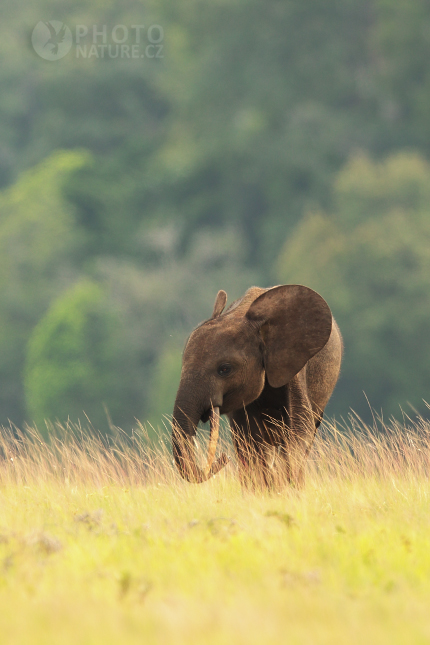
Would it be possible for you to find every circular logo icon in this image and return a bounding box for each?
[31,21,73,61]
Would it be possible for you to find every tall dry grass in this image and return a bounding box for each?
[1,410,430,489]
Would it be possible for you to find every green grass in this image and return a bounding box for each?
[1,420,430,644]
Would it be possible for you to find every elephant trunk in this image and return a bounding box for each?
[172,400,229,483]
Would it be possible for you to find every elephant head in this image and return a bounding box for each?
[172,285,332,483]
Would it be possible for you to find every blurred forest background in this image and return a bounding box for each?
[1,0,430,436]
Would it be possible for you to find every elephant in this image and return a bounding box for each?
[172,284,343,489]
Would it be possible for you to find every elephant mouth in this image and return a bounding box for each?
[200,409,211,424]
[201,401,224,423]
[202,404,230,420]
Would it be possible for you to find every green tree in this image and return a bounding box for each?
[277,152,430,419]
[151,0,378,267]
[0,0,166,187]
[372,0,430,153]
[0,150,88,425]
[0,0,392,267]
[25,280,132,435]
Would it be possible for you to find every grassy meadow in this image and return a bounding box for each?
[1,419,430,644]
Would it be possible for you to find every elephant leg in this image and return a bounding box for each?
[229,408,276,491]
[279,371,317,488]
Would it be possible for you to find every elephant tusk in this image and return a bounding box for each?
[205,406,220,477]
[172,408,229,484]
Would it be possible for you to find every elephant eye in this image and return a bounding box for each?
[217,363,232,377]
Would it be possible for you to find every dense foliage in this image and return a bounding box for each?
[26,280,128,433]
[1,0,430,430]
[278,152,430,418]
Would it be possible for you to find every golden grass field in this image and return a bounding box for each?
[1,416,430,644]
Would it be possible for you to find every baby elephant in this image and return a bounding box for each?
[172,285,343,488]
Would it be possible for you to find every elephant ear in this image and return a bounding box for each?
[246,285,332,388]
[212,290,227,318]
